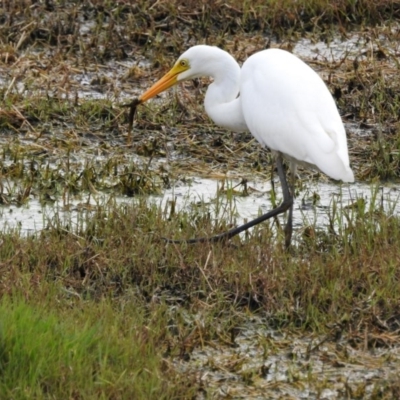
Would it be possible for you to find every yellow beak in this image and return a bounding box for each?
[139,62,188,103]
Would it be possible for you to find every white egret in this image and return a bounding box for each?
[138,45,354,247]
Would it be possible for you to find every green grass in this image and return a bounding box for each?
[0,295,196,399]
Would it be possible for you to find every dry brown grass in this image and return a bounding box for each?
[1,1,400,397]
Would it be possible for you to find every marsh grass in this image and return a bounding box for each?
[1,190,399,333]
[1,1,400,183]
[1,0,400,397]
[0,295,196,399]
[0,189,399,395]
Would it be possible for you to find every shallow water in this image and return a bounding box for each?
[293,26,400,62]
[152,177,400,238]
[293,35,367,61]
[1,177,398,237]
[0,196,98,234]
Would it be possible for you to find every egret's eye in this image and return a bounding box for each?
[179,59,188,68]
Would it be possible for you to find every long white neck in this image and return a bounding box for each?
[181,46,248,132]
[204,77,248,132]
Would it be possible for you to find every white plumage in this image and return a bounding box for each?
[139,45,354,246]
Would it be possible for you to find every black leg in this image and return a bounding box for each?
[284,201,293,248]
[164,154,294,245]
[283,162,296,249]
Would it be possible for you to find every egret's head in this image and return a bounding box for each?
[139,45,220,103]
[139,55,192,103]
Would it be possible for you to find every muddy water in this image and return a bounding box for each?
[294,35,367,61]
[0,195,101,234]
[1,177,398,238]
[293,28,400,62]
[153,177,399,240]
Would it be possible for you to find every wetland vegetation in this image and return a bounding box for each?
[1,0,400,398]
